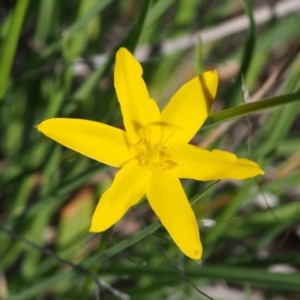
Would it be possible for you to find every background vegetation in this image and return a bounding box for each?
[1,0,300,299]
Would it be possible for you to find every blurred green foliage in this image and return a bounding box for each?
[1,0,300,299]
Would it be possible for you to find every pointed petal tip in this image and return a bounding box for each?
[36,121,45,132]
[89,224,100,233]
[249,160,264,176]
[205,69,218,76]
[116,47,131,59]
[205,70,218,97]
[89,219,109,233]
[118,47,128,53]
[187,244,203,260]
[88,226,95,233]
[202,69,218,82]
[36,118,54,133]
[89,215,111,233]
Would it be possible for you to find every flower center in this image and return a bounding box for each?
[134,124,177,170]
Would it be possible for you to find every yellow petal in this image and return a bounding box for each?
[161,71,218,144]
[90,159,151,232]
[114,48,160,143]
[37,118,133,167]
[170,143,264,180]
[146,169,202,260]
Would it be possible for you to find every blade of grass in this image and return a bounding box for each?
[4,182,217,299]
[195,37,204,75]
[95,265,300,291]
[64,0,153,114]
[40,0,113,59]
[34,0,56,42]
[254,56,300,159]
[0,0,29,99]
[121,0,152,53]
[144,0,174,28]
[203,91,300,128]
[225,200,300,238]
[226,0,256,106]
[203,180,255,257]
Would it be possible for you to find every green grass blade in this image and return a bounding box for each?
[95,265,300,291]
[40,0,113,59]
[34,0,56,42]
[226,0,256,106]
[4,182,216,299]
[121,0,152,52]
[144,0,174,28]
[65,0,153,113]
[0,0,29,99]
[203,91,300,128]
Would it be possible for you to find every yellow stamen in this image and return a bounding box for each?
[135,124,177,170]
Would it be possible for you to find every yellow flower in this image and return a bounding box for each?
[37,47,264,260]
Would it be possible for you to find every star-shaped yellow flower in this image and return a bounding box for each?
[37,47,264,260]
